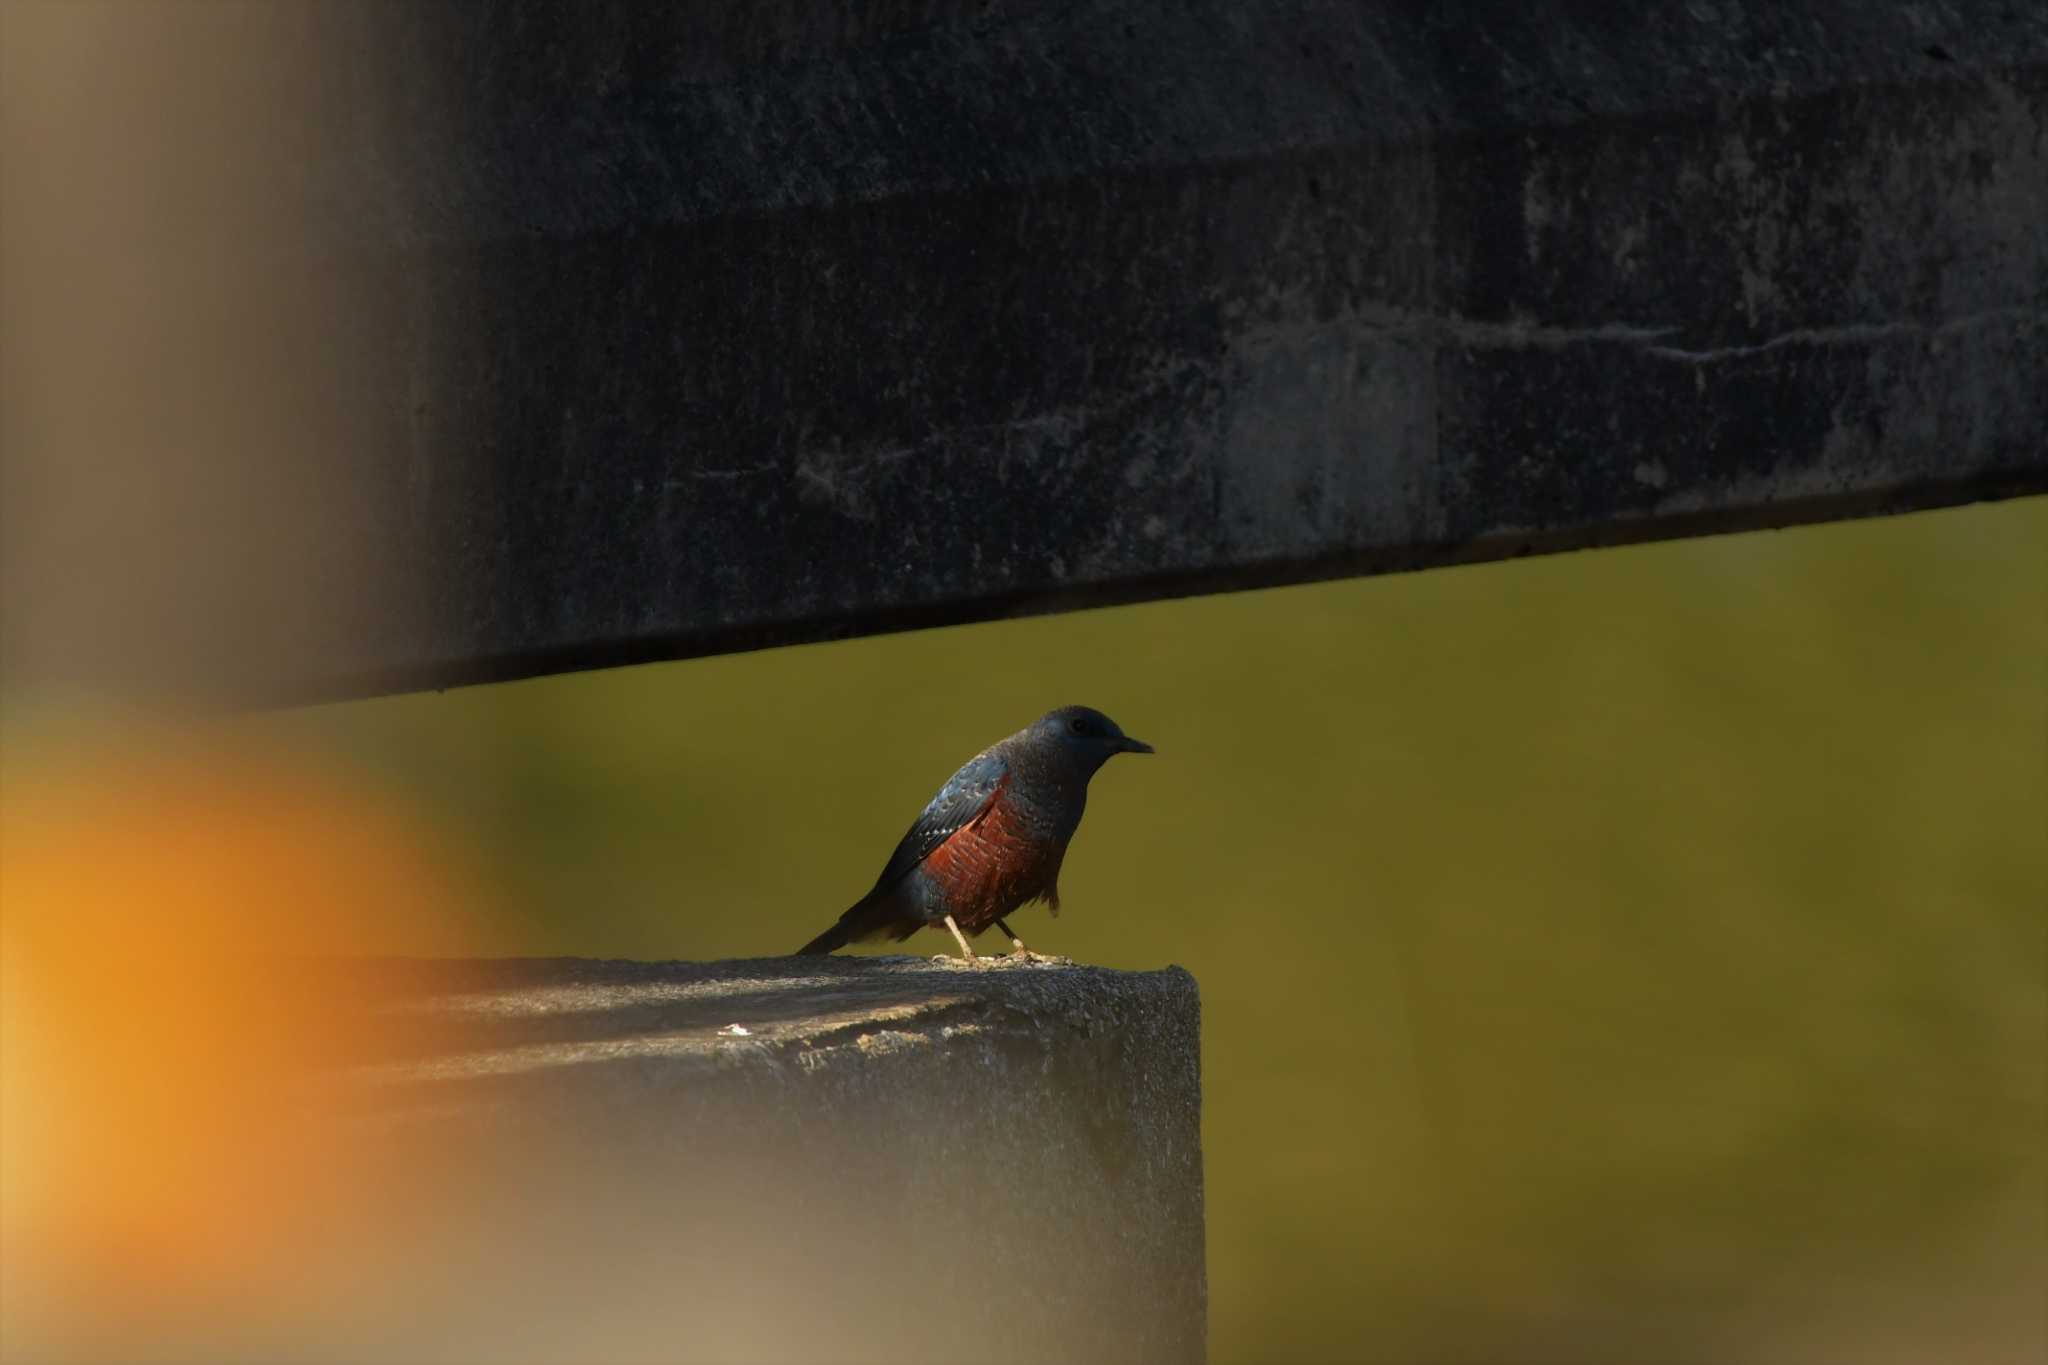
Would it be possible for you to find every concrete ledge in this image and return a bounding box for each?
[314,956,1206,1365]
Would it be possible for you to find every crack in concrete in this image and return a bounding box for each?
[1240,302,2042,364]
[1643,305,2040,363]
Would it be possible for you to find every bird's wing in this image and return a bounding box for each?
[866,749,1012,895]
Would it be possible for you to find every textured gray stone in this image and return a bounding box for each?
[313,955,1206,1365]
[4,1,2043,700]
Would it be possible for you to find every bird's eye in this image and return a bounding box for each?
[1069,718,1087,735]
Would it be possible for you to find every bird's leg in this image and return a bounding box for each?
[994,916,1033,955]
[942,914,979,962]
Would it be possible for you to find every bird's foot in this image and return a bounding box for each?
[940,914,984,965]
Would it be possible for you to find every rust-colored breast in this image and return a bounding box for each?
[918,792,1062,932]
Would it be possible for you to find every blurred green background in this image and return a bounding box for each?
[257,498,2044,1363]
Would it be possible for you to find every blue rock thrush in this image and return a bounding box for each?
[796,706,1154,959]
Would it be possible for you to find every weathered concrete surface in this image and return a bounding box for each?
[3,1,2044,700]
[302,955,1206,1365]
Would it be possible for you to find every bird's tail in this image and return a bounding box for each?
[795,920,855,956]
[795,892,906,955]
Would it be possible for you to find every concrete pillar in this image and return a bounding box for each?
[313,955,1206,1364]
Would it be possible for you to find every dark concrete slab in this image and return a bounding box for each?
[4,1,2043,700]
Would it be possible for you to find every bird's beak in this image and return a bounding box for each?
[1118,736,1155,755]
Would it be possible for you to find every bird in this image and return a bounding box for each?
[795,705,1153,960]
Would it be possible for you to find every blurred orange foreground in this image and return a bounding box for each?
[1,727,490,1360]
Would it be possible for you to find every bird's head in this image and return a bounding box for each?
[1033,705,1154,772]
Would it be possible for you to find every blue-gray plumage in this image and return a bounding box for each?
[796,706,1153,958]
